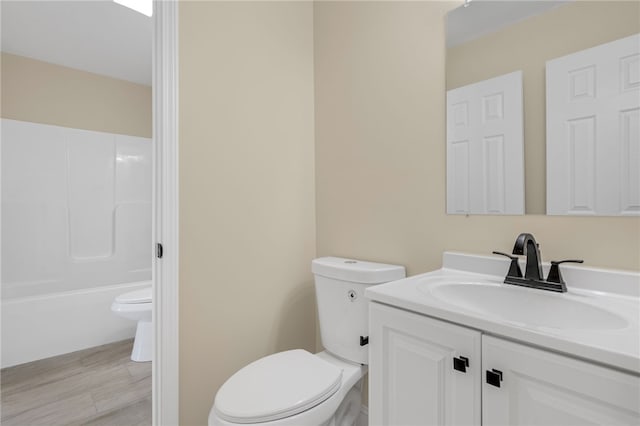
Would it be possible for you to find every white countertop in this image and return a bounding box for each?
[365,252,640,375]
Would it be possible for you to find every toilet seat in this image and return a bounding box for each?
[214,349,342,424]
[115,287,152,304]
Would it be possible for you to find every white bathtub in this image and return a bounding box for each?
[1,280,151,368]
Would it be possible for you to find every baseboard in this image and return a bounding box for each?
[357,405,368,426]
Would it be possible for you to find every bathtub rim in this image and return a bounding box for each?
[2,280,152,304]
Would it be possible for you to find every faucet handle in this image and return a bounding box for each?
[492,251,523,278]
[547,259,584,284]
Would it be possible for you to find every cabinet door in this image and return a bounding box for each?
[369,303,481,426]
[482,335,640,425]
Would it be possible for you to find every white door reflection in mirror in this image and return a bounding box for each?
[546,33,640,216]
[447,71,525,215]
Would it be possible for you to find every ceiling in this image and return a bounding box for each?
[1,0,152,86]
[447,0,571,48]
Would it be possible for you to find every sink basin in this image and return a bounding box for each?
[366,252,640,374]
[422,279,628,330]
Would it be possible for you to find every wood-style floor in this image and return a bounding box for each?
[1,339,151,426]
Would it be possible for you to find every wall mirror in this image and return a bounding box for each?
[446,0,640,216]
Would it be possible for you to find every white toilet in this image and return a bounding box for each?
[209,257,405,426]
[111,286,152,362]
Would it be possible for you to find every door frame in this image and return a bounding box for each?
[152,1,179,424]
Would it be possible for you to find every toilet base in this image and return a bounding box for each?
[332,384,361,426]
[131,320,152,362]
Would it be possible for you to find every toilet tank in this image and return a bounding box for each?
[312,257,405,365]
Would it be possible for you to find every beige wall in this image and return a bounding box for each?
[1,53,151,137]
[447,1,640,214]
[178,2,317,424]
[314,1,639,276]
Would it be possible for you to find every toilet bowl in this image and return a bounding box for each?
[111,286,152,362]
[209,257,405,426]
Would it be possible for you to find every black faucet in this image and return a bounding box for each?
[493,233,584,293]
[512,233,543,281]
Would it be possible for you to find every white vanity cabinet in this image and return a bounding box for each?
[369,302,640,426]
[482,335,640,425]
[369,302,481,426]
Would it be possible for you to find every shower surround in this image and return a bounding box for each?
[1,118,152,367]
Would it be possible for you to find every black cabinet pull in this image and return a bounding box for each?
[453,356,469,373]
[360,336,369,346]
[486,369,503,387]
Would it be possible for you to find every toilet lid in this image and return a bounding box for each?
[115,287,152,304]
[214,349,342,423]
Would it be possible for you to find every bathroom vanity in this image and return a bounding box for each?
[365,252,640,425]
